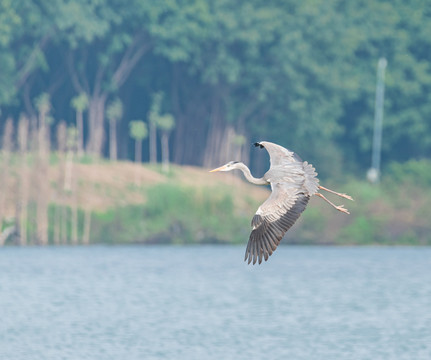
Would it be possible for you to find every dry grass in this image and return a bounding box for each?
[176,165,269,211]
[2,160,269,216]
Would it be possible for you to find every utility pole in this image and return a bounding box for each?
[367,57,387,183]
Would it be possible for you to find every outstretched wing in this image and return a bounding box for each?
[256,141,301,167]
[244,182,310,265]
[256,141,320,195]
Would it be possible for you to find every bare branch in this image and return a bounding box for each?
[112,32,152,89]
[15,30,53,89]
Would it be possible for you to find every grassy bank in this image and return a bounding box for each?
[296,160,431,246]
[1,157,430,246]
[89,183,253,245]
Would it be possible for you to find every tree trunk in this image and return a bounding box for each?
[18,116,29,246]
[135,140,142,163]
[36,116,50,246]
[0,119,14,244]
[64,149,74,191]
[161,132,170,172]
[202,89,235,168]
[203,88,249,168]
[19,164,29,246]
[76,110,84,157]
[203,113,225,167]
[69,33,151,158]
[149,121,157,163]
[134,140,142,185]
[172,105,208,166]
[171,65,209,166]
[55,122,67,245]
[109,118,117,161]
[71,158,78,245]
[87,94,107,157]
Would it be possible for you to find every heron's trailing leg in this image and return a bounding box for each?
[318,185,354,201]
[315,193,350,214]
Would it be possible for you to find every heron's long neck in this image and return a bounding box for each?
[236,163,268,185]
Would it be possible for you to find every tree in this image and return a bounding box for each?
[34,93,52,155]
[71,92,88,157]
[34,93,51,245]
[0,0,21,105]
[148,92,163,164]
[0,118,14,242]
[129,120,148,163]
[17,114,29,246]
[64,0,157,157]
[66,126,78,245]
[0,0,431,175]
[55,121,67,245]
[156,114,175,172]
[106,97,123,161]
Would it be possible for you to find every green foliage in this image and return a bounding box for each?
[34,92,51,114]
[0,0,21,104]
[1,0,431,176]
[142,183,244,243]
[106,97,123,122]
[147,91,175,131]
[63,168,431,245]
[148,92,163,123]
[70,92,88,112]
[156,114,175,132]
[337,215,386,245]
[129,120,148,141]
[0,0,21,47]
[7,160,430,246]
[90,183,250,244]
[385,159,431,187]
[67,126,78,149]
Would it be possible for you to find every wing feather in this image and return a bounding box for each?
[244,182,310,265]
[257,141,319,196]
[258,141,298,167]
[244,141,319,264]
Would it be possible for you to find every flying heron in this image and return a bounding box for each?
[210,141,353,265]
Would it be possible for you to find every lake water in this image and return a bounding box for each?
[0,246,430,360]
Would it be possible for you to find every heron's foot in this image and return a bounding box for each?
[340,193,354,201]
[319,186,354,201]
[316,193,351,214]
[336,205,350,215]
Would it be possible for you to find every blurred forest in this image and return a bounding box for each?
[0,0,430,174]
[0,0,431,246]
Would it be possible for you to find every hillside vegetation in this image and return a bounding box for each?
[1,0,431,176]
[1,158,430,246]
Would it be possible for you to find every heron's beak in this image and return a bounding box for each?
[209,165,227,172]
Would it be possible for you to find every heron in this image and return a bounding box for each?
[210,141,353,265]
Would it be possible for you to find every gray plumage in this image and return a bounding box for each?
[210,141,352,265]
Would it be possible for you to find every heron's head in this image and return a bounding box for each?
[209,161,241,172]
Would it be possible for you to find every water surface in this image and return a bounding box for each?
[1,246,430,360]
